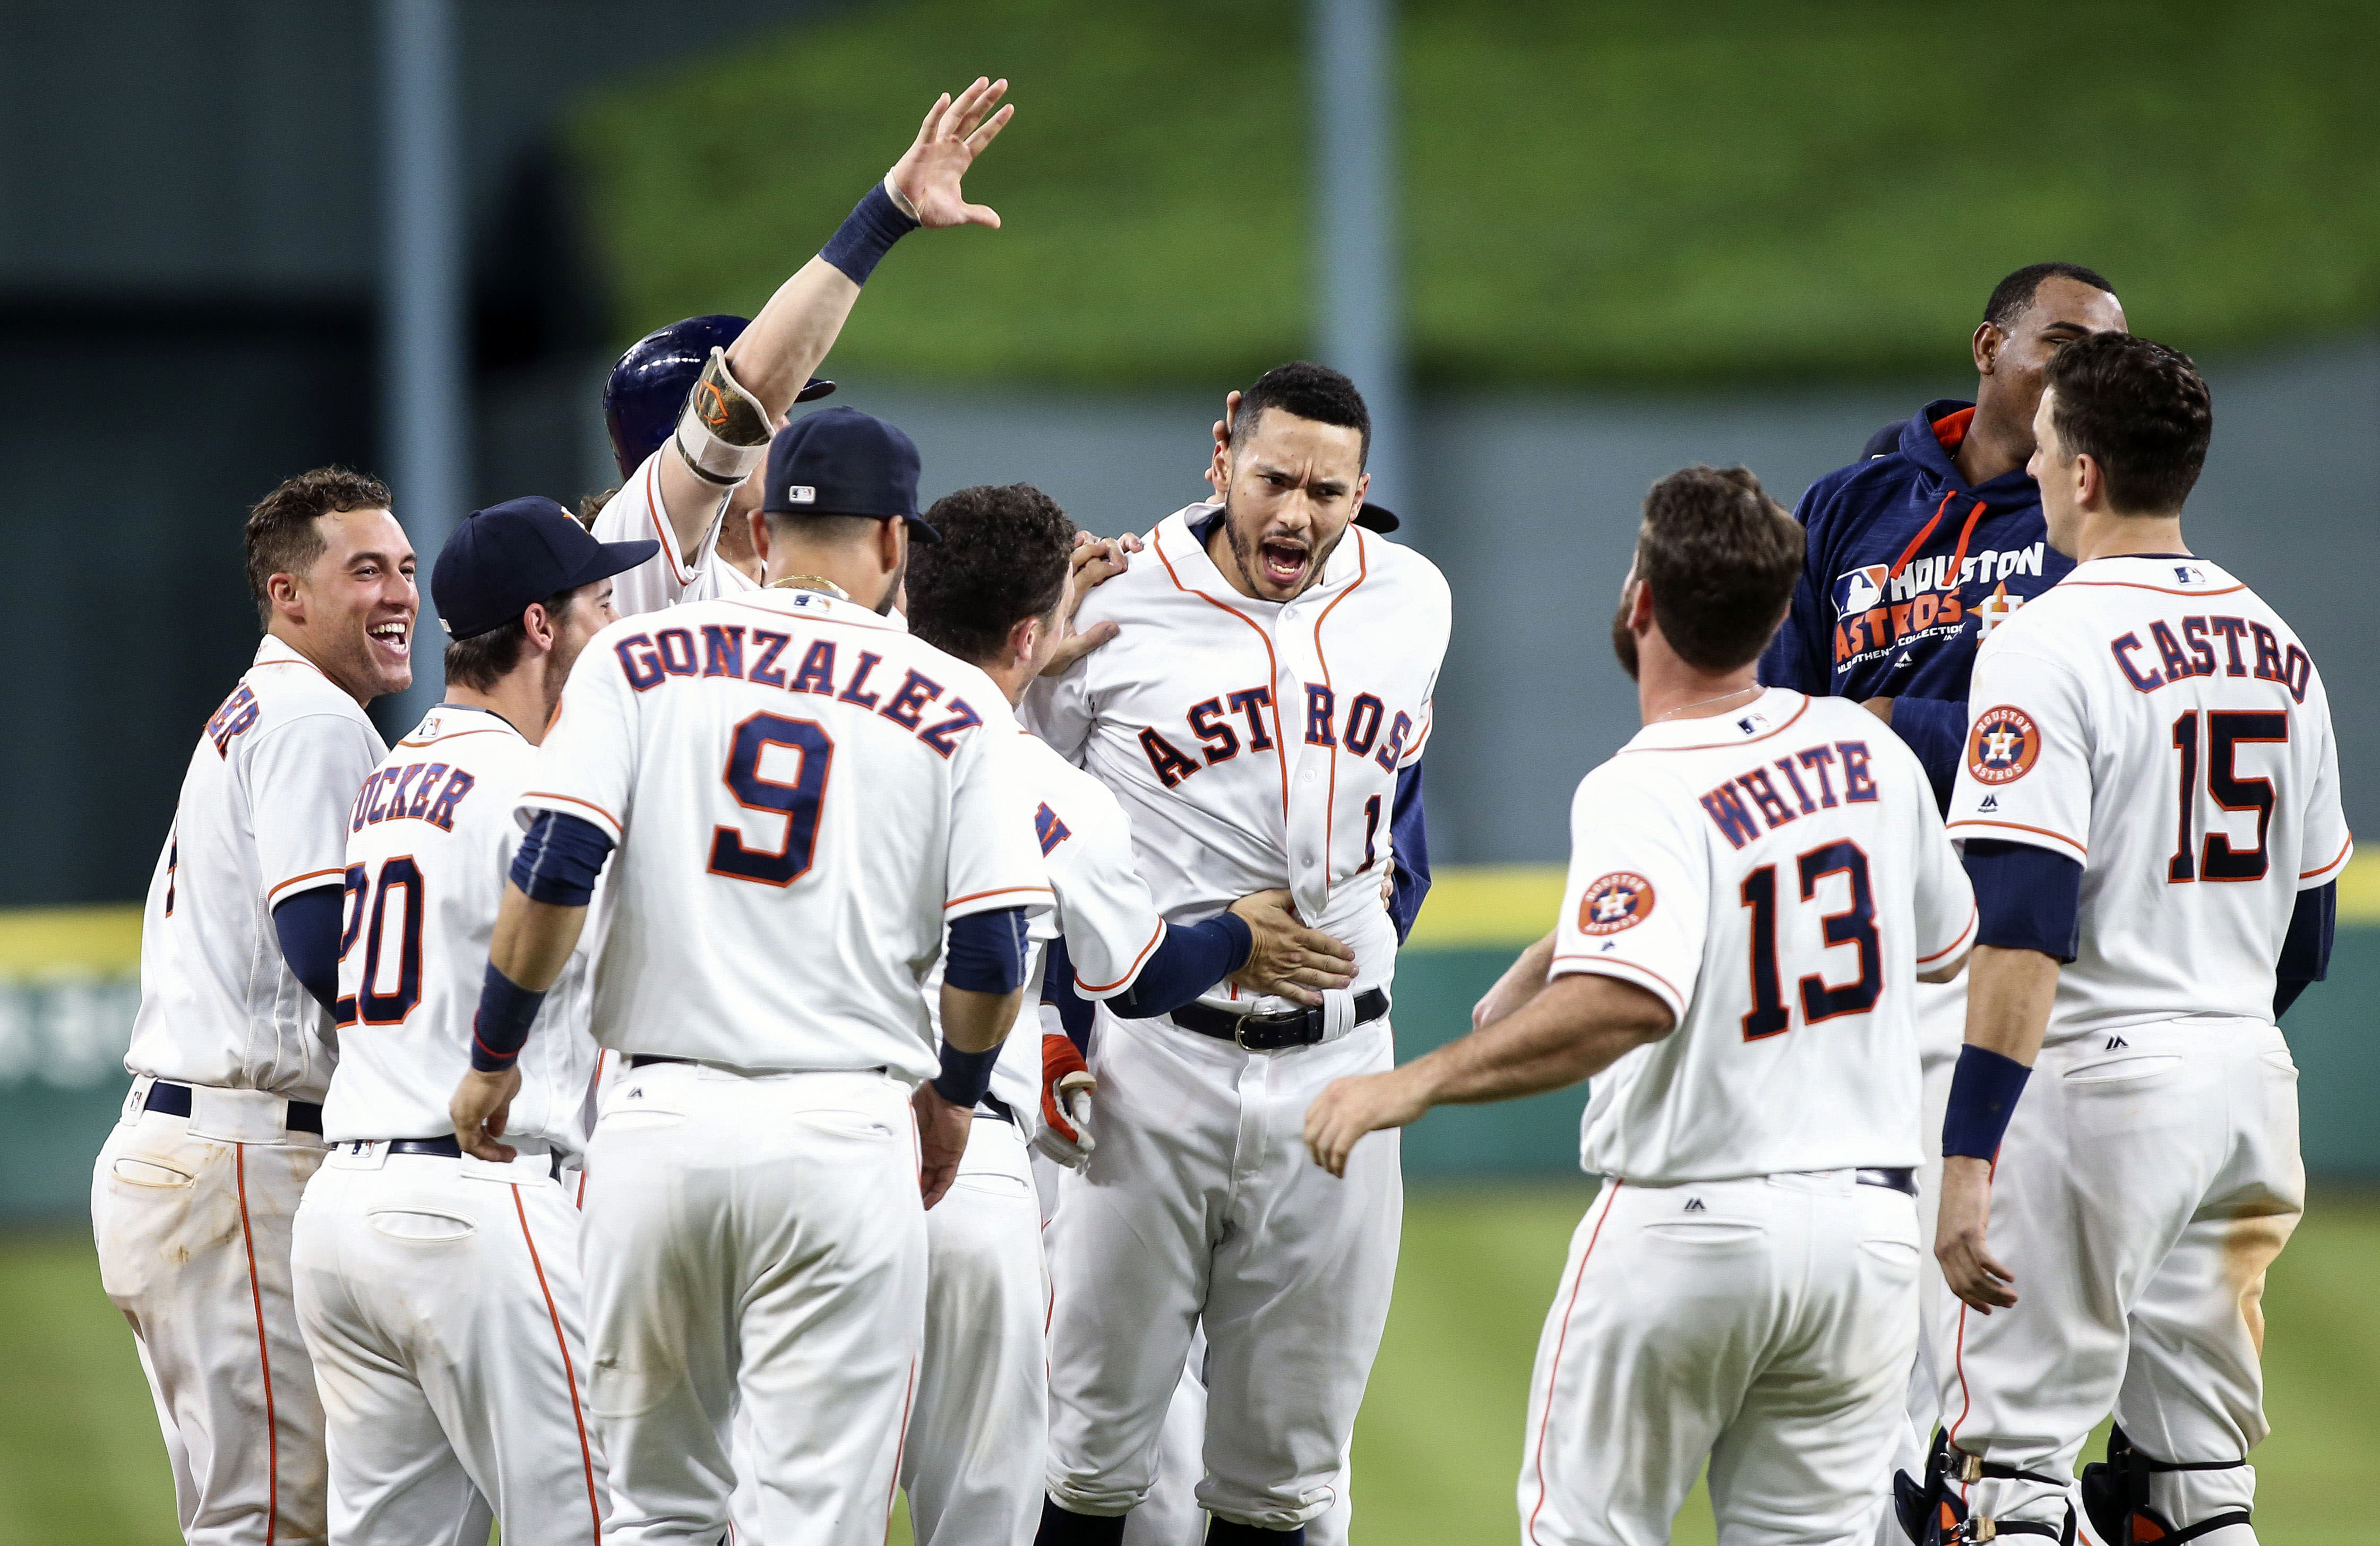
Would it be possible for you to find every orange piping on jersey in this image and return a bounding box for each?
[269,866,346,900]
[643,463,695,586]
[1156,530,1292,825]
[396,726,514,749]
[1944,818,2086,855]
[943,884,1055,910]
[1918,901,1979,964]
[1076,920,1167,994]
[235,1148,282,1546]
[1549,953,1687,1012]
[715,597,899,632]
[512,1188,603,1543]
[1616,695,1811,755]
[883,1357,919,1535]
[2301,834,2352,880]
[522,792,624,833]
[1525,1179,1621,1544]
[2059,579,2246,598]
[1308,527,1372,899]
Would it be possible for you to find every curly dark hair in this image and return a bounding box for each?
[1228,360,1371,468]
[2044,332,2212,514]
[1635,466,1805,673]
[905,484,1076,667]
[244,467,393,628]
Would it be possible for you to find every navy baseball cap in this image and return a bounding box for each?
[761,407,940,544]
[433,497,660,640]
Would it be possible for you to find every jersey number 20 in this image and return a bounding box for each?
[333,857,424,1027]
[710,713,836,887]
[1738,840,1880,1041]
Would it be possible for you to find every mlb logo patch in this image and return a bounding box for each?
[1578,872,1656,935]
[1966,705,2041,786]
[785,485,817,505]
[1834,564,1889,617]
[2175,564,2205,586]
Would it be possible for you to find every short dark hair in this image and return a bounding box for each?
[442,583,582,691]
[1228,361,1371,468]
[905,485,1076,666]
[1636,466,1804,673]
[2043,332,2212,515]
[1984,261,2117,332]
[244,467,393,628]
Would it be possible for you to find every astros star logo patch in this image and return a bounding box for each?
[1578,872,1656,935]
[1966,705,2041,786]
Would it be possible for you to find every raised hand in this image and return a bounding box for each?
[1228,888,1357,1007]
[890,78,1015,230]
[1039,530,1144,677]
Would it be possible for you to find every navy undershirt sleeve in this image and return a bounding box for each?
[271,884,345,1012]
[1387,762,1431,943]
[1039,935,1094,1051]
[1109,914,1254,1019]
[947,906,1030,995]
[2274,881,2336,1020]
[1963,838,2082,963]
[509,811,614,906]
[1890,697,1969,812]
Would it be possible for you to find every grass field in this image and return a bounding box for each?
[7,1187,2375,1545]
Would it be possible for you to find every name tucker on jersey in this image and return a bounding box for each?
[1133,683,1414,789]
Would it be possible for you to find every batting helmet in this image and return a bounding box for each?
[600,314,836,481]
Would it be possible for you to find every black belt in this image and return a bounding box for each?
[628,1054,692,1069]
[1857,1167,1917,1196]
[385,1136,463,1158]
[143,1080,322,1136]
[1171,988,1390,1051]
[977,1093,1017,1125]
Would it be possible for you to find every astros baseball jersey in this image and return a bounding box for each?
[589,448,758,616]
[522,588,1050,1081]
[1552,689,1977,1183]
[1024,504,1451,1008]
[126,635,388,1101]
[1945,554,2351,1041]
[319,705,598,1148]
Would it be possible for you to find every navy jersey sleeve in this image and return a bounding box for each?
[1387,762,1431,943]
[1759,484,1833,693]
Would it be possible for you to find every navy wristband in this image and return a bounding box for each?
[932,1041,1001,1108]
[820,180,920,286]
[1941,1044,2032,1161]
[470,961,548,1072]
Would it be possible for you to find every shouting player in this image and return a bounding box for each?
[1924,335,2345,1545]
[1028,362,1451,1543]
[292,499,654,1544]
[448,408,1049,1544]
[897,483,1361,1546]
[591,77,1013,610]
[1307,465,1977,1545]
[93,468,415,1546]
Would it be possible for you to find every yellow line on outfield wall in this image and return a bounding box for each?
[0,852,2371,969]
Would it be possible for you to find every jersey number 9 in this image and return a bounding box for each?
[710,713,836,887]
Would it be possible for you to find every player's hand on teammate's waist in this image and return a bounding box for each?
[1304,1068,1431,1178]
[450,1067,524,1163]
[1227,889,1357,1006]
[889,77,1015,230]
[1935,1155,2019,1313]
[913,1083,973,1209]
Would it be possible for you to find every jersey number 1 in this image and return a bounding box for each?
[1739,841,1880,1041]
[2167,710,2287,883]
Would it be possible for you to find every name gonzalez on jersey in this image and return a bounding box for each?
[1832,539,2049,668]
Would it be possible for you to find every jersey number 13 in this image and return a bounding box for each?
[1738,840,1881,1041]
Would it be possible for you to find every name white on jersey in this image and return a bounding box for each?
[522,589,1050,1081]
[128,635,386,1100]
[1946,555,2351,1040]
[1024,506,1450,1009]
[321,706,599,1148]
[1553,691,1975,1183]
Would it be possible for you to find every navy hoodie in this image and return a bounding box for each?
[1759,399,2074,804]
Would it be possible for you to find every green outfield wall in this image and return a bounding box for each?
[4,867,2373,1221]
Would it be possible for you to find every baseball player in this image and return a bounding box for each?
[93,468,416,1546]
[290,499,655,1544]
[1923,335,2344,1544]
[1025,362,1451,1543]
[898,484,1361,1546]
[446,409,1049,1545]
[1307,465,1978,1546]
[591,76,1013,612]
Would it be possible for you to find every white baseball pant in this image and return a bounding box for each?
[1123,1339,1355,1546]
[1934,1020,2302,1542]
[92,1078,330,1546]
[582,1062,927,1545]
[1519,1171,1920,1546]
[903,1114,1049,1546]
[290,1141,604,1546]
[1045,1015,1400,1531]
[1874,979,1965,1546]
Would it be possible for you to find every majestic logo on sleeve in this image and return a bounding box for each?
[1966,706,2041,785]
[1578,873,1655,934]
